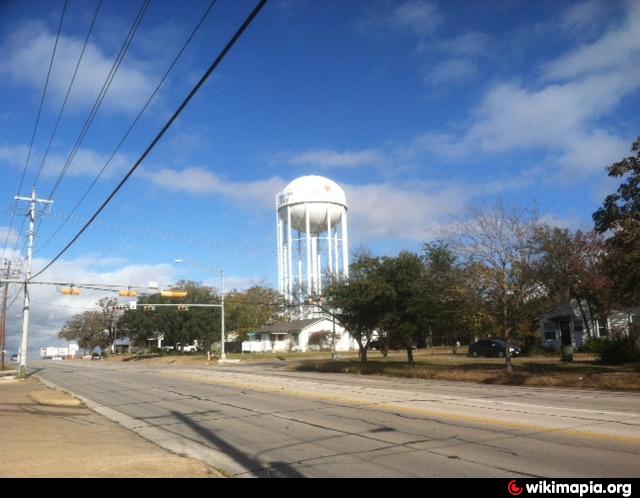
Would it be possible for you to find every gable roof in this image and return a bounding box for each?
[254,318,327,334]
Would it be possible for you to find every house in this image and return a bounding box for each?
[40,343,79,359]
[242,317,356,353]
[538,300,640,349]
[110,337,130,355]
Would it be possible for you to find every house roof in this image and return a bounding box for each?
[254,318,327,335]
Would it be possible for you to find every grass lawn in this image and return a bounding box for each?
[294,348,640,392]
[106,348,640,391]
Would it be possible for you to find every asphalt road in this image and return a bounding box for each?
[33,360,640,478]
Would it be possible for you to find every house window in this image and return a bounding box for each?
[597,319,609,337]
[543,322,556,341]
[573,321,584,335]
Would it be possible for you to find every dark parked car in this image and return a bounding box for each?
[468,339,520,358]
[10,354,18,362]
[91,352,102,360]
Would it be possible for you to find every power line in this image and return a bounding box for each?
[0,0,68,261]
[46,0,151,200]
[31,0,268,280]
[32,0,104,188]
[36,0,218,254]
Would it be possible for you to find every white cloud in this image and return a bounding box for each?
[415,68,638,173]
[431,31,491,58]
[280,148,386,168]
[543,1,640,81]
[0,227,21,250]
[423,58,477,86]
[142,166,532,243]
[0,20,156,114]
[0,142,130,180]
[539,213,586,231]
[360,1,444,37]
[142,167,286,210]
[0,144,29,166]
[562,0,612,32]
[4,256,177,357]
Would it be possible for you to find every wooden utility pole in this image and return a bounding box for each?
[1,260,13,371]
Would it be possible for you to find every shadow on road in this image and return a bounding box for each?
[170,410,305,478]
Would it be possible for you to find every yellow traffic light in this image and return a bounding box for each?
[161,290,187,298]
[61,288,80,295]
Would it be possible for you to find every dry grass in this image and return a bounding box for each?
[295,350,640,392]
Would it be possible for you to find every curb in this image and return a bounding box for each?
[34,374,237,477]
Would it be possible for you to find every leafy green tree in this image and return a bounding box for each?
[379,252,428,365]
[593,137,640,306]
[225,286,285,340]
[325,252,391,363]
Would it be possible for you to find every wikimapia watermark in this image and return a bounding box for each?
[508,480,632,498]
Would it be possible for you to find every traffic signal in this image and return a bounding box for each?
[161,290,187,298]
[61,287,80,295]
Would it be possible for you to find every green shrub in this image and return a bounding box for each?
[597,329,640,364]
[581,337,608,354]
[521,341,556,357]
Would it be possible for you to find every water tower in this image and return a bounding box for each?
[276,175,349,303]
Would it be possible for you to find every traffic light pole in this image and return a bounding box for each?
[15,189,53,379]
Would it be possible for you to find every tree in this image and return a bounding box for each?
[325,252,391,363]
[533,226,613,338]
[421,242,489,346]
[593,137,640,306]
[447,201,541,374]
[118,281,222,351]
[225,286,285,340]
[379,252,428,365]
[58,310,110,351]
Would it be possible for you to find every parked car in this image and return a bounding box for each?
[10,354,18,362]
[91,352,102,360]
[468,339,521,358]
[180,345,198,353]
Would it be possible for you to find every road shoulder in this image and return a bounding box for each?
[0,376,221,477]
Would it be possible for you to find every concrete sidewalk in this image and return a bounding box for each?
[0,376,220,477]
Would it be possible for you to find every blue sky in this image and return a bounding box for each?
[0,0,639,353]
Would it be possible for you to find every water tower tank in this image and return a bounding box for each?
[276,175,349,304]
[277,176,347,233]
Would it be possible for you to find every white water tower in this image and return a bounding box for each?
[276,175,349,303]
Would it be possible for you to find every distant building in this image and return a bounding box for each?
[538,300,640,349]
[242,317,356,353]
[40,343,79,359]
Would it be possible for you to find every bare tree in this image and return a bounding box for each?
[446,201,540,374]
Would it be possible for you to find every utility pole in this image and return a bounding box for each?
[0,259,20,370]
[220,270,226,360]
[0,261,7,371]
[15,188,53,378]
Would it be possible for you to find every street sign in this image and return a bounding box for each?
[161,290,188,298]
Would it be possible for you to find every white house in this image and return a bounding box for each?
[242,317,356,353]
[40,343,79,359]
[538,300,639,349]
